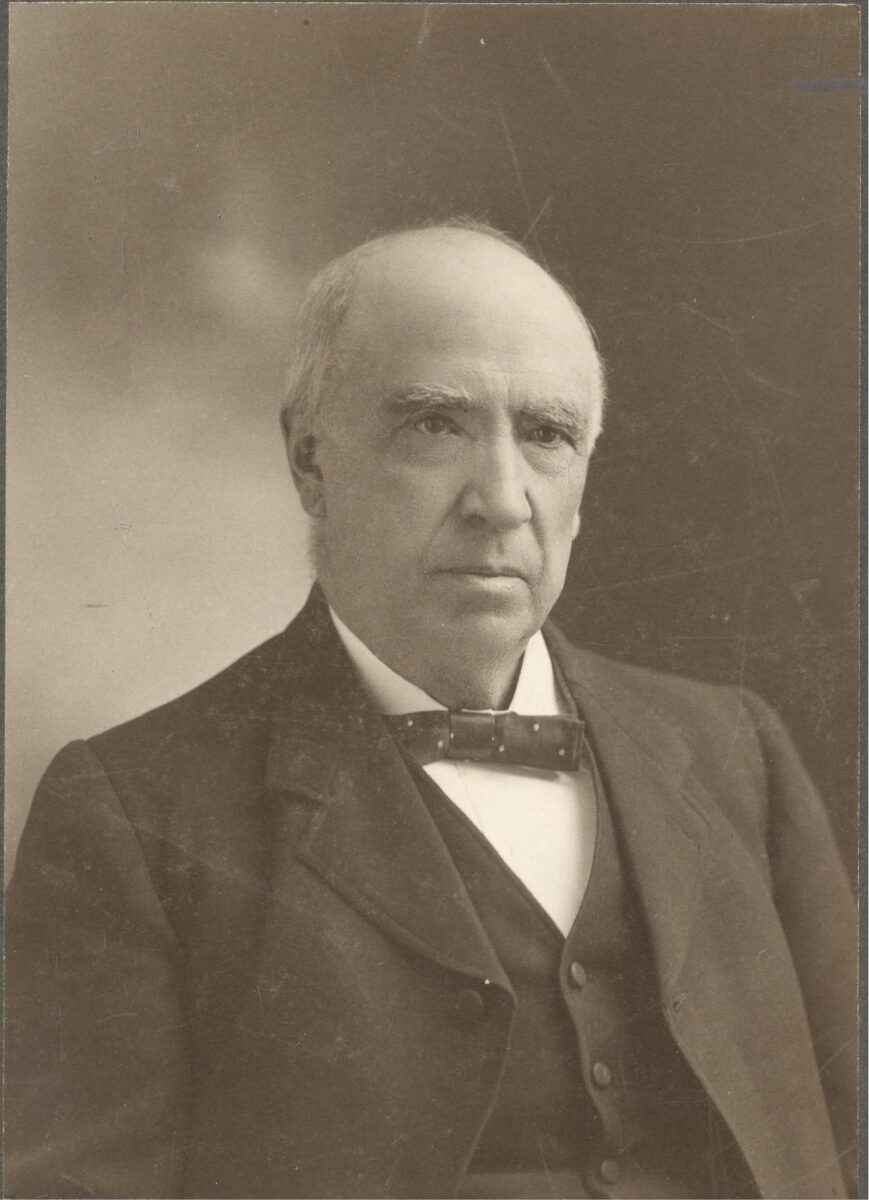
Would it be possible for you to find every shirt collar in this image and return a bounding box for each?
[329,607,564,717]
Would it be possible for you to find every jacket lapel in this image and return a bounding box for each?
[263,593,510,990]
[547,626,713,994]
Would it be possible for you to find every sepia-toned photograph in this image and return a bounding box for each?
[5,3,862,1198]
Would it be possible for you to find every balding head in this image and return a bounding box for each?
[281,221,605,452]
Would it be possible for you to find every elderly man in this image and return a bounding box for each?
[5,223,857,1200]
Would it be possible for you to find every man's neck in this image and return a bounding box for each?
[416,650,525,711]
[327,605,528,710]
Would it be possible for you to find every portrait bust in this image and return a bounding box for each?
[6,6,860,1199]
[5,221,857,1199]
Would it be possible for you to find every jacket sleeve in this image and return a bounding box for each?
[743,690,859,1198]
[4,740,192,1199]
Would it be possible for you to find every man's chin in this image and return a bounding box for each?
[429,588,541,645]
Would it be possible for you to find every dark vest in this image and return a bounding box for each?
[412,761,757,1200]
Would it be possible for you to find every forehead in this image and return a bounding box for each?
[334,234,597,406]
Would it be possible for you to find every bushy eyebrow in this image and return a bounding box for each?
[383,386,587,437]
[382,385,476,414]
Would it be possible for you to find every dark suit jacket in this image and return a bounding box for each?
[5,590,857,1199]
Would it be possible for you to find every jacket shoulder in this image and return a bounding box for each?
[546,625,784,789]
[45,623,311,849]
[548,627,752,715]
[86,628,285,761]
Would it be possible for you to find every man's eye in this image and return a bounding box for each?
[414,414,455,435]
[527,425,570,447]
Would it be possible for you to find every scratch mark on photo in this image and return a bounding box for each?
[539,51,571,100]
[495,97,534,226]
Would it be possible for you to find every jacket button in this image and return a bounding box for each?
[592,1060,612,1088]
[454,987,486,1030]
[600,1158,620,1184]
[569,960,587,988]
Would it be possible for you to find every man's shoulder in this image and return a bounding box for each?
[87,625,293,764]
[548,626,789,828]
[79,591,345,796]
[545,623,790,784]
[546,622,753,721]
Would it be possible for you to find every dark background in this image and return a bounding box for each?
[7,2,861,877]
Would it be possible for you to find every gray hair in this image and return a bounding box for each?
[280,217,607,450]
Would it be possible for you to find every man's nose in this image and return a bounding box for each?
[458,437,533,530]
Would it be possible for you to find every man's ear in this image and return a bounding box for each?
[282,409,326,518]
[571,510,582,540]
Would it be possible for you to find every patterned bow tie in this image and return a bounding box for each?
[384,710,584,772]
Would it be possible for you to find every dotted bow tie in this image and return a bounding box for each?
[384,710,584,772]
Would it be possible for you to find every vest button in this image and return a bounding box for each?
[592,1060,612,1088]
[569,960,587,988]
[600,1158,620,1184]
[453,987,486,1030]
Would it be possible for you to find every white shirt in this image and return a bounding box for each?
[330,610,597,936]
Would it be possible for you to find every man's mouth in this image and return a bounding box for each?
[440,565,525,579]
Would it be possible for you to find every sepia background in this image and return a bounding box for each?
[7,2,861,879]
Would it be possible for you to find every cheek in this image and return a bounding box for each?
[542,478,586,530]
[324,463,448,563]
[353,462,461,535]
[535,478,587,565]
[322,455,389,522]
